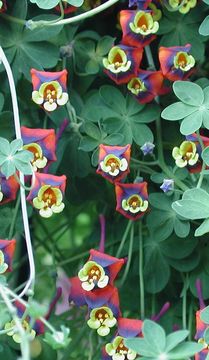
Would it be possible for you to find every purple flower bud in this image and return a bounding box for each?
[160,179,174,193]
[140,142,155,155]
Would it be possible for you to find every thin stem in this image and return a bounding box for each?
[0,46,35,297]
[145,46,156,70]
[196,131,206,189]
[131,158,159,166]
[119,223,134,286]
[0,285,30,360]
[139,221,145,320]
[116,220,132,258]
[88,331,94,360]
[14,172,35,191]
[99,214,106,253]
[182,274,188,330]
[8,192,21,239]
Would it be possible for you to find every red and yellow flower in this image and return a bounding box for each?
[27,173,66,218]
[115,182,148,220]
[172,141,199,168]
[21,127,57,171]
[103,45,143,85]
[159,44,195,82]
[0,173,19,205]
[97,145,131,183]
[0,239,16,273]
[31,69,69,112]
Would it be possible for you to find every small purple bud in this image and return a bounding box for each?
[140,142,155,155]
[129,0,147,8]
[160,179,174,193]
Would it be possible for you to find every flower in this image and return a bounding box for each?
[0,0,6,12]
[140,142,155,155]
[69,250,124,312]
[54,2,77,14]
[27,173,66,218]
[4,301,44,344]
[31,69,68,111]
[115,182,148,220]
[103,45,143,85]
[21,126,57,171]
[129,0,151,9]
[0,172,19,205]
[195,310,209,360]
[87,306,117,336]
[185,133,209,173]
[167,0,197,13]
[172,141,199,168]
[160,179,174,193]
[97,145,131,183]
[102,317,143,360]
[120,10,159,48]
[0,239,16,273]
[127,70,166,104]
[159,44,195,82]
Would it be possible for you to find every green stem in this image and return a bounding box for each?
[182,274,188,330]
[131,158,159,166]
[139,221,145,320]
[8,192,20,239]
[116,220,132,258]
[14,172,34,191]
[196,130,206,189]
[0,0,119,28]
[119,224,134,286]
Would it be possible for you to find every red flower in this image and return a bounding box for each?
[97,144,131,184]
[120,10,159,48]
[0,0,7,13]
[31,69,69,112]
[103,45,143,85]
[21,126,57,172]
[27,173,66,218]
[0,239,16,273]
[159,44,195,81]
[0,172,19,205]
[115,182,148,220]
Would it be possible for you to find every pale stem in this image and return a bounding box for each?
[0,285,30,360]
[0,46,35,297]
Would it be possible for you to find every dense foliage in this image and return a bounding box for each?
[1,0,209,359]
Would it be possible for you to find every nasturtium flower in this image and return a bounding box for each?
[21,126,56,171]
[0,239,16,273]
[31,68,68,112]
[185,133,209,173]
[129,0,151,9]
[159,44,195,82]
[127,70,165,104]
[69,250,124,311]
[115,182,148,220]
[120,10,159,48]
[103,45,143,85]
[0,172,19,205]
[172,141,199,168]
[102,317,143,360]
[87,306,117,336]
[0,0,6,12]
[97,145,131,183]
[178,0,197,13]
[195,310,209,359]
[27,173,66,218]
[5,301,44,344]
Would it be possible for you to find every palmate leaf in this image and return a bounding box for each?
[0,1,63,81]
[172,188,209,220]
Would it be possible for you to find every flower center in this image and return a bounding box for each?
[42,188,57,206]
[105,157,120,172]
[113,53,123,69]
[116,339,129,357]
[137,14,148,31]
[44,84,57,104]
[95,308,109,323]
[177,52,187,68]
[24,143,42,162]
[128,195,142,210]
[87,265,102,283]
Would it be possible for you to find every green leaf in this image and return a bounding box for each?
[200,306,209,324]
[161,102,196,121]
[79,136,99,151]
[165,330,189,352]
[172,188,209,220]
[195,218,209,237]
[124,338,157,357]
[0,93,4,112]
[167,342,204,359]
[30,0,59,9]
[173,81,204,106]
[143,320,166,353]
[180,110,202,135]
[202,146,209,166]
[199,16,209,36]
